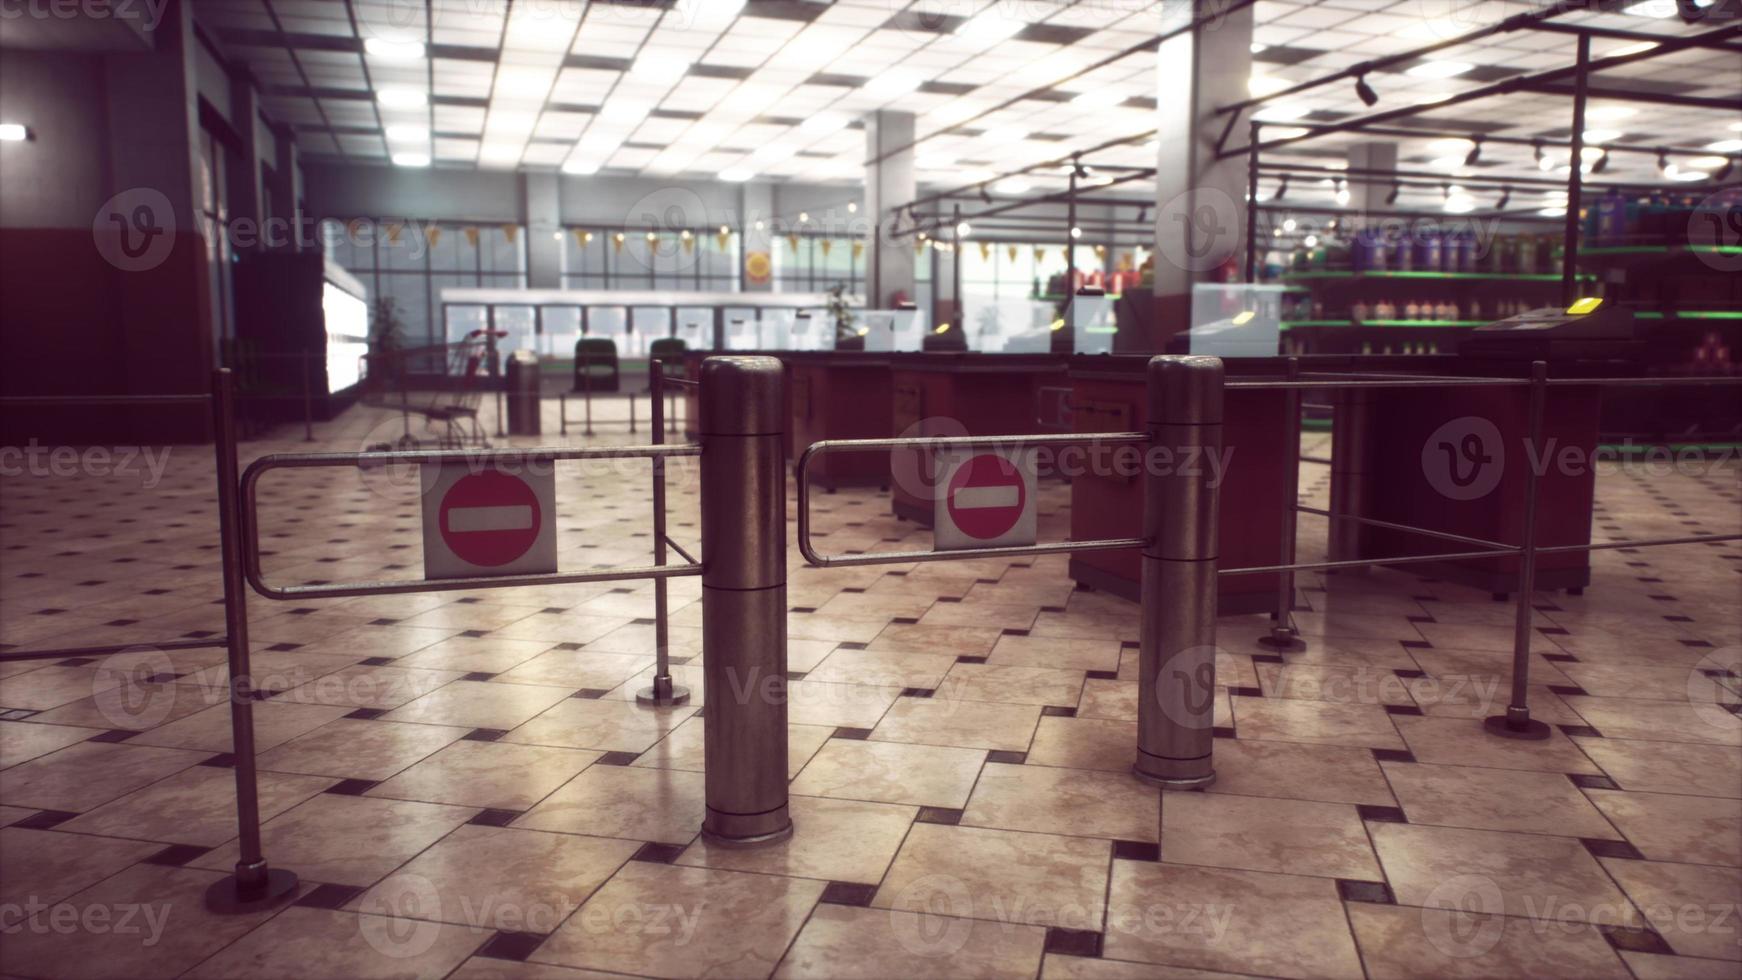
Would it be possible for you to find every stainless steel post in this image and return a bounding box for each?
[205,369,299,913]
[699,356,791,846]
[300,353,314,442]
[1486,360,1552,740]
[639,359,690,708]
[1260,356,1304,651]
[1134,355,1222,789]
[1327,387,1371,573]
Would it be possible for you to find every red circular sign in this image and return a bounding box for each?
[439,469,541,567]
[945,454,1026,540]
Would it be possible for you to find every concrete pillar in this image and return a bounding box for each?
[1148,0,1254,350]
[864,110,916,308]
[524,172,561,289]
[1346,143,1399,216]
[226,69,263,234]
[740,181,773,293]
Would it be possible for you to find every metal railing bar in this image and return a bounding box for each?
[1537,532,1742,555]
[1222,548,1522,576]
[0,394,211,406]
[801,537,1147,570]
[1301,455,1334,465]
[0,637,229,663]
[661,377,699,387]
[247,562,704,602]
[249,444,700,473]
[1227,379,1533,390]
[1295,505,1518,553]
[664,536,699,566]
[803,432,1149,455]
[1544,377,1742,388]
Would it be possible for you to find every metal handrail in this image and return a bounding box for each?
[795,431,1148,568]
[240,443,703,600]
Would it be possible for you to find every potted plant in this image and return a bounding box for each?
[827,282,862,349]
[369,296,404,386]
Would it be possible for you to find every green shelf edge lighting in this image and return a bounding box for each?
[1281,320,1487,329]
[1280,270,1571,282]
[1634,311,1742,321]
[1580,246,1742,257]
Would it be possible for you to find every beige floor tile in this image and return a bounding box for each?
[1383,761,1619,838]
[1371,822,1639,925]
[1560,661,1738,702]
[1563,695,1742,745]
[128,700,353,754]
[357,824,639,932]
[785,678,902,729]
[870,622,1006,657]
[258,717,468,781]
[191,792,478,887]
[58,764,334,845]
[785,639,841,673]
[382,680,576,731]
[395,636,557,674]
[271,663,465,709]
[502,697,695,753]
[1041,954,1251,978]
[1408,680,1585,726]
[0,719,101,769]
[805,647,958,688]
[23,678,228,732]
[492,650,654,691]
[787,614,888,645]
[0,864,298,980]
[630,716,832,780]
[296,623,459,659]
[920,601,1043,630]
[1602,857,1742,961]
[0,740,208,812]
[1574,736,1742,798]
[494,613,636,647]
[1288,637,1424,671]
[1410,622,1561,654]
[1256,661,1417,706]
[776,901,1047,979]
[185,906,488,979]
[791,738,986,808]
[1403,647,1572,687]
[450,959,633,980]
[368,739,602,810]
[964,762,1159,842]
[678,794,915,884]
[1231,697,1405,750]
[0,825,159,908]
[1102,861,1363,979]
[535,860,823,977]
[0,665,127,711]
[1078,678,1138,721]
[551,619,692,654]
[869,696,1040,752]
[1586,789,1741,866]
[1026,715,1139,772]
[874,822,1109,930]
[934,662,1084,706]
[397,603,546,633]
[1346,901,1629,978]
[515,763,705,844]
[1393,714,1601,774]
[1206,738,1396,807]
[1163,791,1382,881]
[1620,951,1742,979]
[989,634,1122,672]
[601,663,708,705]
[0,804,34,825]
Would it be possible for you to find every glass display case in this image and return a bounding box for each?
[1183,283,1289,357]
[861,309,927,352]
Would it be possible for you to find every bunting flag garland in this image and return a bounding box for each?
[914,238,928,256]
[682,232,696,254]
[502,225,518,245]
[427,227,442,248]
[978,241,991,261]
[463,227,480,248]
[1007,244,1019,262]
[612,232,626,253]
[819,239,832,257]
[716,228,731,250]
[786,233,800,253]
[572,228,587,248]
[1034,246,1048,263]
[851,240,865,260]
[1093,244,1106,257]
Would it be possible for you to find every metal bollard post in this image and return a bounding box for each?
[1326,387,1372,573]
[640,360,690,708]
[698,356,792,846]
[300,353,315,442]
[1260,356,1304,651]
[205,369,299,913]
[1486,360,1552,740]
[1133,355,1222,790]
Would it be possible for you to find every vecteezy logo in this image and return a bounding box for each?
[1420,875,1506,959]
[1152,645,1218,729]
[1155,187,1240,274]
[93,188,176,272]
[1687,189,1742,274]
[1422,416,1503,501]
[356,872,444,958]
[885,874,975,957]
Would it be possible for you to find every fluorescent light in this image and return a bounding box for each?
[1608,41,1660,57]
[956,10,1025,41]
[562,159,600,175]
[1687,155,1727,169]
[1665,165,1709,182]
[1070,90,1125,109]
[956,221,971,238]
[1407,61,1473,79]
[982,126,1027,143]
[863,70,923,98]
[1414,92,1453,105]
[1582,129,1622,144]
[479,143,522,163]
[384,124,428,142]
[1539,207,1567,217]
[916,154,955,170]
[753,143,797,162]
[1250,42,1267,53]
[930,101,985,126]
[0,123,27,141]
[1267,127,1309,140]
[631,51,692,83]
[1707,139,1742,153]
[1248,75,1291,97]
[391,152,430,167]
[364,37,425,61]
[1443,196,1476,214]
[377,88,427,109]
[719,167,754,182]
[1255,104,1309,122]
[1730,123,1742,133]
[995,177,1031,194]
[1427,138,1475,155]
[1621,0,1675,17]
[599,101,650,125]
[1587,106,1637,121]
[801,113,848,135]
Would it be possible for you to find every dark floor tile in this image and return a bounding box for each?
[324,778,379,796]
[345,708,388,721]
[1599,924,1675,955]
[901,687,936,699]
[1043,927,1103,958]
[463,728,507,742]
[831,727,873,741]
[916,806,963,826]
[1358,805,1409,824]
[1113,840,1160,862]
[820,881,879,907]
[1337,879,1395,905]
[1582,838,1646,861]
[1042,705,1077,717]
[144,843,212,867]
[1559,724,1603,739]
[1371,748,1417,764]
[468,808,523,828]
[13,809,77,830]
[1569,773,1619,791]
[294,883,364,910]
[477,930,546,960]
[86,729,138,743]
[596,751,641,766]
[631,842,686,864]
[986,750,1027,765]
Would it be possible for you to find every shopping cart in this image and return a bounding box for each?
[361,330,499,449]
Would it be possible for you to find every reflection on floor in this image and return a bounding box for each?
[1,398,1738,978]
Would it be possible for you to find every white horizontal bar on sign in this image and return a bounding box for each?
[953,486,1020,510]
[448,505,534,533]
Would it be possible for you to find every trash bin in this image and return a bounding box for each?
[505,350,540,435]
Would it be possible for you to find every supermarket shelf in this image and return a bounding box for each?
[1281,320,1487,329]
[1279,270,1570,282]
[1580,245,1742,257]
[1634,311,1742,321]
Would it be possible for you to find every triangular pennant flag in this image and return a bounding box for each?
[978,241,991,261]
[427,226,442,248]
[852,240,864,260]
[385,222,403,244]
[914,238,927,256]
[612,232,625,254]
[786,233,799,253]
[572,228,588,249]
[1007,244,1018,262]
[819,239,832,257]
[716,229,730,250]
[502,225,518,244]
[682,232,695,254]
[1034,246,1048,263]
[463,227,479,248]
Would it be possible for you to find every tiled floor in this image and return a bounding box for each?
[1,399,1739,979]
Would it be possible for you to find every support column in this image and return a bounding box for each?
[1346,143,1398,216]
[1149,1,1254,351]
[864,110,916,309]
[524,172,561,289]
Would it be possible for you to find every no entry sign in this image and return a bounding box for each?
[420,464,558,580]
[934,450,1037,551]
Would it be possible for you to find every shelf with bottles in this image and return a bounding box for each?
[1265,227,1580,280]
[1280,320,1489,329]
[1280,293,1548,326]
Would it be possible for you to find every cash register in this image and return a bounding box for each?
[1458,297,1641,361]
